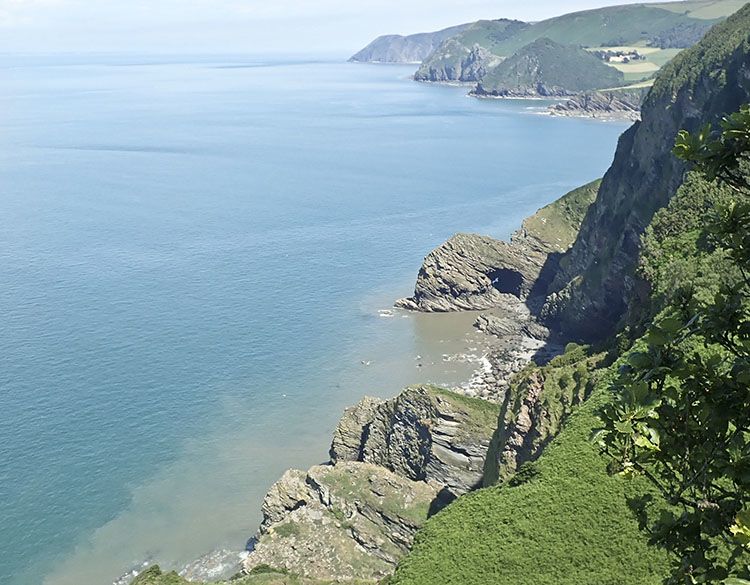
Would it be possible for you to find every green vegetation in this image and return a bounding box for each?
[483,343,608,485]
[475,38,624,96]
[426,385,502,439]
[392,380,670,585]
[653,0,748,20]
[445,19,529,54]
[523,179,601,252]
[596,106,750,584]
[646,4,750,105]
[493,4,722,55]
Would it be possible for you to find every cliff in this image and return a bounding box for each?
[414,20,527,82]
[471,38,624,98]
[234,385,500,581]
[131,6,750,585]
[396,179,600,313]
[348,23,473,64]
[541,4,750,339]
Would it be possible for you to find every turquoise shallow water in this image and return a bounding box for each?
[0,55,629,585]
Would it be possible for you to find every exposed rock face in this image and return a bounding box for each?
[348,23,473,64]
[396,180,600,313]
[414,42,501,83]
[542,9,750,340]
[330,385,500,497]
[394,233,547,312]
[414,19,528,83]
[244,462,436,581]
[482,346,604,485]
[549,89,646,121]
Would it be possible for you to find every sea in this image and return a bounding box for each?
[0,54,629,585]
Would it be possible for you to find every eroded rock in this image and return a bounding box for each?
[243,462,437,581]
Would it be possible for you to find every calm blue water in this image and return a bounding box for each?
[0,55,629,585]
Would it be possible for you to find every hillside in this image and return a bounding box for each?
[348,23,473,63]
[387,0,745,84]
[389,7,750,584]
[471,38,625,97]
[542,1,750,339]
[413,19,529,82]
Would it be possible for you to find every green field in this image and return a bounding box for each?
[653,0,749,19]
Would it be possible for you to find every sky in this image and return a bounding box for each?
[0,0,663,55]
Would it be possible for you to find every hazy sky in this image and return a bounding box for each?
[0,0,662,54]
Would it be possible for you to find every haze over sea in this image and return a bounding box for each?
[0,55,628,585]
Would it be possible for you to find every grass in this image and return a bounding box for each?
[391,378,670,585]
[523,179,601,252]
[490,3,725,56]
[652,0,748,19]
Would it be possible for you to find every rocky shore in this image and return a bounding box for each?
[548,89,646,121]
[137,178,601,584]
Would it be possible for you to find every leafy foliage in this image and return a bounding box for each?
[595,106,750,584]
[391,381,670,585]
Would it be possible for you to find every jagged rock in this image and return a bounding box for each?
[395,233,546,312]
[549,90,645,121]
[243,462,437,581]
[329,396,382,463]
[397,180,600,314]
[474,309,550,341]
[414,41,501,83]
[330,386,500,497]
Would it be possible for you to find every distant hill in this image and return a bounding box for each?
[348,23,474,63]
[486,2,731,56]
[413,20,528,82]
[351,0,746,85]
[471,38,625,97]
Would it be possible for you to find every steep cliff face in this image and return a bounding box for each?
[348,23,473,64]
[542,5,750,340]
[244,462,436,580]
[414,42,501,83]
[330,386,500,498]
[396,180,600,313]
[482,344,606,485]
[414,19,528,82]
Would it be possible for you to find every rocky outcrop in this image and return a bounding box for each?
[414,19,528,83]
[549,89,646,121]
[348,23,473,64]
[482,345,604,485]
[396,180,601,313]
[394,233,547,312]
[542,6,750,340]
[414,42,501,83]
[330,385,500,497]
[243,461,436,581]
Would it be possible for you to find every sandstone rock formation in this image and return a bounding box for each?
[394,233,546,312]
[330,385,500,497]
[243,462,436,581]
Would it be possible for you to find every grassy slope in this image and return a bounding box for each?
[652,0,748,19]
[392,377,669,585]
[478,38,624,94]
[490,3,727,56]
[522,179,601,252]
